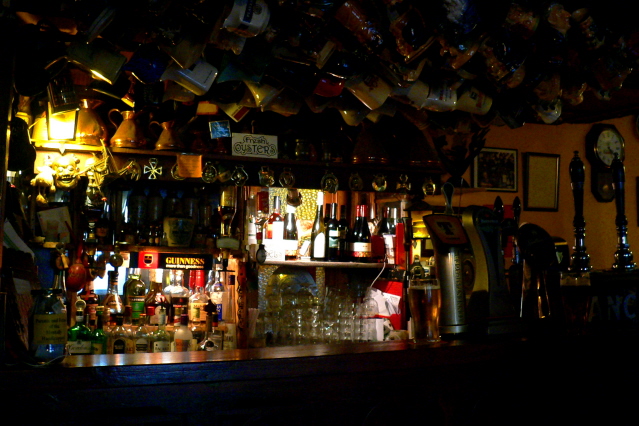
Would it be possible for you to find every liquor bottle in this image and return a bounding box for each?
[127,185,147,230]
[146,186,164,225]
[189,270,210,326]
[207,270,225,320]
[107,313,134,354]
[90,311,107,354]
[103,270,124,328]
[79,278,99,330]
[150,307,171,353]
[310,191,326,261]
[376,207,390,235]
[125,270,147,322]
[283,204,299,260]
[266,195,284,240]
[29,288,67,363]
[145,270,167,326]
[169,270,190,326]
[67,306,92,355]
[222,274,237,350]
[173,314,193,352]
[190,307,205,344]
[132,313,151,353]
[326,203,340,261]
[122,305,134,334]
[349,205,372,262]
[338,205,350,261]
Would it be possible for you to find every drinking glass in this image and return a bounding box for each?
[560,271,592,336]
[408,277,441,343]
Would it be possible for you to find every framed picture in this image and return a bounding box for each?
[524,153,560,211]
[472,147,518,192]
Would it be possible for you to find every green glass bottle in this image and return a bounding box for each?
[67,305,92,355]
[90,308,108,355]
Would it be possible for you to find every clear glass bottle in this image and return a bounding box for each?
[207,270,225,320]
[102,270,124,329]
[189,270,209,326]
[29,289,67,363]
[107,313,134,354]
[132,313,151,353]
[125,270,147,322]
[150,307,171,353]
[169,270,190,326]
[145,269,167,326]
[173,314,193,352]
[266,195,284,240]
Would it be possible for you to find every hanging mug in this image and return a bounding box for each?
[202,161,218,183]
[259,166,275,187]
[321,170,339,193]
[349,172,364,191]
[232,165,249,186]
[372,174,387,192]
[279,167,295,188]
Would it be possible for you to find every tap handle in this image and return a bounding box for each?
[513,196,521,226]
[493,196,504,222]
[612,154,625,216]
[569,151,585,219]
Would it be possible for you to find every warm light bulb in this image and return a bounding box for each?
[48,110,77,140]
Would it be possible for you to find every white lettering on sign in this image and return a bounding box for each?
[232,133,278,158]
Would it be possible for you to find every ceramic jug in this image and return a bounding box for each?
[108,109,146,148]
[149,120,185,151]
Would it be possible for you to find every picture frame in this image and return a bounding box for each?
[524,152,560,211]
[472,147,518,192]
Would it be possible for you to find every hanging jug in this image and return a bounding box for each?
[108,109,146,148]
[150,120,185,151]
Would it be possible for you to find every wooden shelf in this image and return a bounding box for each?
[263,260,386,269]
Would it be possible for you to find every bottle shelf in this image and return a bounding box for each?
[263,260,386,269]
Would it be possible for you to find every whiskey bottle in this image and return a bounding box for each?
[102,270,124,328]
[125,270,147,322]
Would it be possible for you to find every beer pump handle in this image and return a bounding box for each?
[513,197,521,227]
[569,151,585,221]
[401,216,413,257]
[611,154,635,270]
[568,151,590,272]
[401,216,413,328]
[493,196,504,222]
[611,153,625,218]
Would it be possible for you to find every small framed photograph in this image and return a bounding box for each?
[472,147,518,192]
[524,152,560,212]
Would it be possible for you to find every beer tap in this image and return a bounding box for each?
[568,152,590,272]
[611,154,635,271]
[508,197,523,315]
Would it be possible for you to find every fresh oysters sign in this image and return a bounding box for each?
[232,133,278,159]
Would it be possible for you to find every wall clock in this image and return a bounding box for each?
[585,124,625,202]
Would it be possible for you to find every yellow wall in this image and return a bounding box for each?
[441,115,639,271]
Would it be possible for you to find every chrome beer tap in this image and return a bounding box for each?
[611,154,635,271]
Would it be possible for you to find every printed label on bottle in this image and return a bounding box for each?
[129,296,145,319]
[328,230,340,248]
[268,222,284,240]
[112,337,127,354]
[189,302,207,322]
[32,314,67,345]
[312,233,326,257]
[153,340,170,353]
[135,338,149,353]
[68,340,92,355]
[174,338,190,352]
[91,343,104,355]
[350,242,372,258]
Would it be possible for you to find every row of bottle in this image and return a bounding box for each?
[261,192,398,262]
[67,304,225,355]
[92,184,237,248]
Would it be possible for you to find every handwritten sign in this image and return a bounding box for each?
[232,133,278,159]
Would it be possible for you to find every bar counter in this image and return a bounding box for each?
[4,335,639,425]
